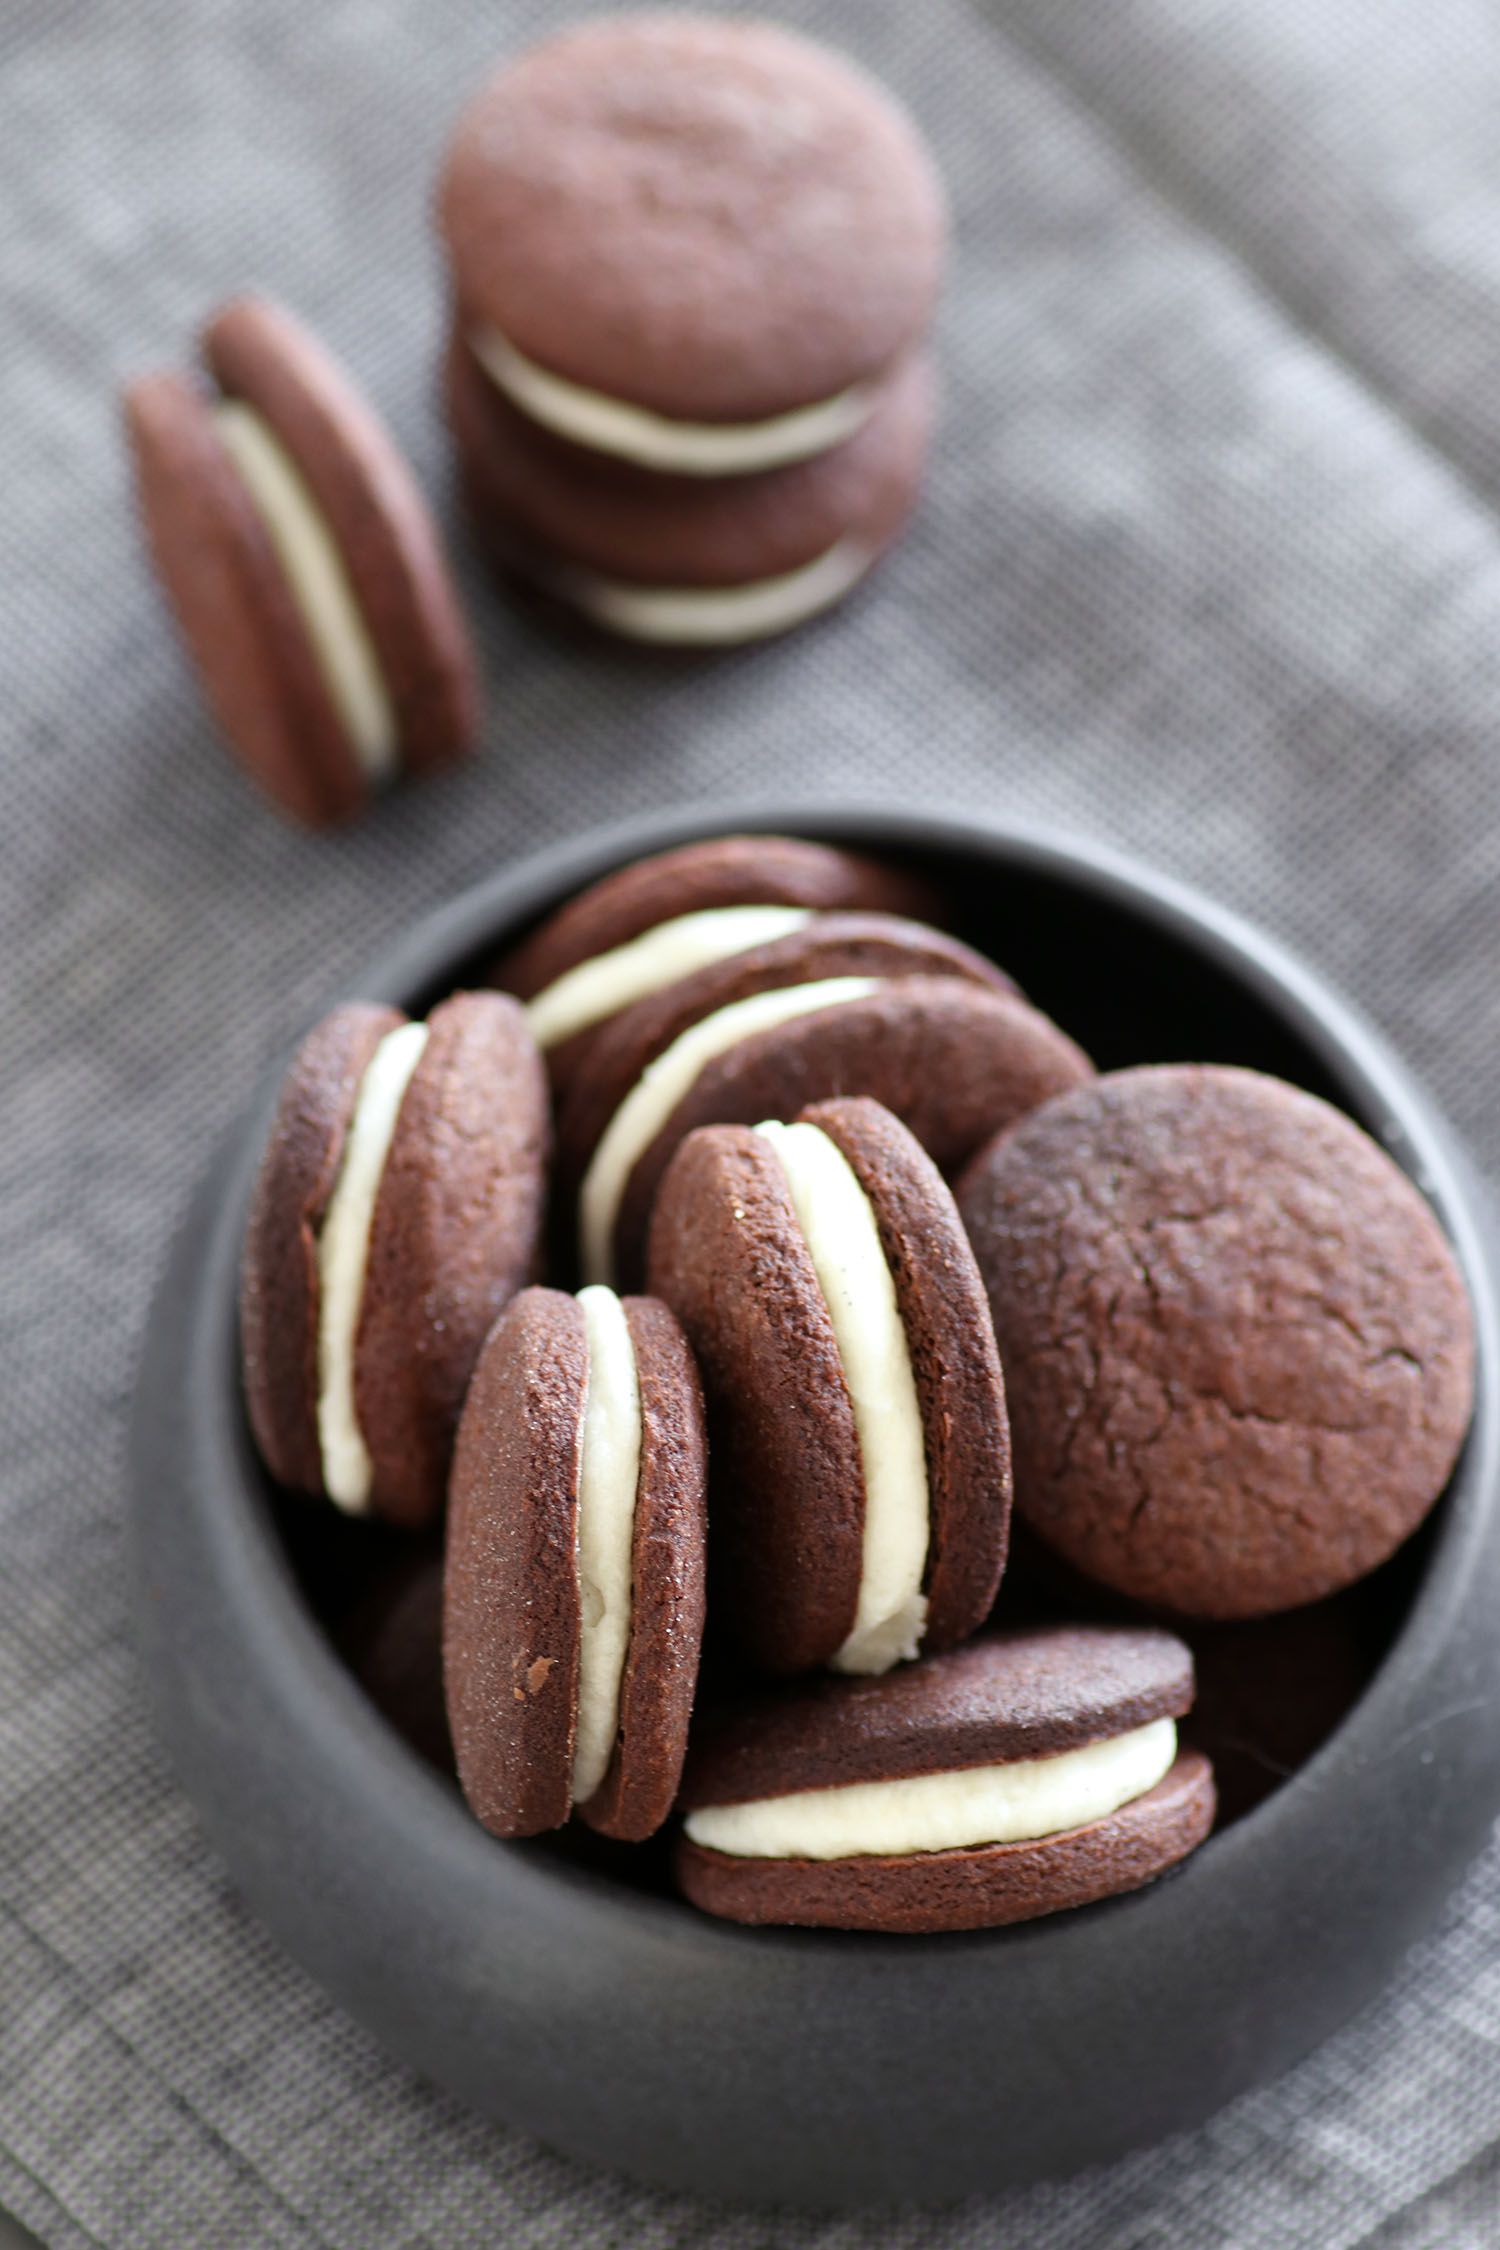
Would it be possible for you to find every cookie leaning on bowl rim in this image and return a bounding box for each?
[125,295,478,826]
[240,992,549,1527]
[957,1063,1477,1619]
[648,1096,1013,1677]
[676,1625,1215,1932]
[438,13,946,474]
[444,1284,708,1841]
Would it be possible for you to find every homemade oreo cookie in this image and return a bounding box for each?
[125,296,477,825]
[958,1064,1477,1618]
[438,15,945,472]
[240,993,549,1526]
[583,969,1091,1291]
[649,1096,1012,1676]
[676,1626,1215,1931]
[497,832,938,1090]
[557,909,1015,1188]
[444,1285,708,1840]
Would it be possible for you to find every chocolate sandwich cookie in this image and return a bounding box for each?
[439,15,945,475]
[449,335,933,644]
[958,1064,1476,1618]
[648,1096,1012,1676]
[676,1626,1215,1932]
[444,1285,707,1840]
[125,296,477,825]
[240,992,548,1526]
[560,909,1014,1182]
[586,974,1091,1291]
[497,833,938,1086]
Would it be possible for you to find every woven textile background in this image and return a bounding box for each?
[7,0,1500,2242]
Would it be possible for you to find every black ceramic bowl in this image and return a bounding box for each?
[128,804,1500,2208]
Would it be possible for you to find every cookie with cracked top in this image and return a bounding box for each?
[957,1064,1476,1618]
[444,1285,708,1841]
[675,1624,1214,1931]
[648,1096,1011,1676]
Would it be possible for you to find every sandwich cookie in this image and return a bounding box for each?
[585,974,1091,1292]
[559,909,1014,1188]
[498,832,937,1085]
[125,296,478,825]
[676,1626,1215,1932]
[958,1064,1477,1618]
[240,993,549,1526]
[444,1285,708,1840]
[438,15,946,475]
[648,1097,1012,1677]
[449,336,932,645]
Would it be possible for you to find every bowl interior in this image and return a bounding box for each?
[262,815,1441,1876]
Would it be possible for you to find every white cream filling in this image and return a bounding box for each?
[315,1020,429,1511]
[526,905,815,1051]
[214,401,399,783]
[570,1285,644,1804]
[578,975,881,1288]
[470,323,876,477]
[684,1717,1179,1861]
[756,1120,929,1676]
[552,539,875,648]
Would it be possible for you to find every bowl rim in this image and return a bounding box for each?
[129,797,1500,2200]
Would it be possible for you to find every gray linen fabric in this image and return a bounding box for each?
[6,0,1500,2241]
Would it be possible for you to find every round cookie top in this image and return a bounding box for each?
[125,297,477,824]
[647,1096,1012,1676]
[680,1625,1197,1807]
[438,14,947,426]
[443,1285,708,1841]
[957,1064,1476,1618]
[448,335,934,590]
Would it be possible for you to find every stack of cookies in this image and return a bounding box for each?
[239,831,1477,1932]
[437,15,947,646]
[122,17,949,823]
